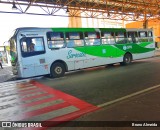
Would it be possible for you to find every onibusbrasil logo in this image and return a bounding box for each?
[1,122,42,128]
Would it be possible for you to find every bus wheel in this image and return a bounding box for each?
[120,53,132,65]
[50,62,65,78]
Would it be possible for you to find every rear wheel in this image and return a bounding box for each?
[50,62,65,78]
[120,53,132,65]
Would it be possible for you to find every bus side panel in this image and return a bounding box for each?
[75,45,123,68]
[21,59,36,77]
[20,56,50,78]
[65,47,86,70]
[115,42,155,60]
[46,48,87,72]
[34,58,50,76]
[132,51,155,60]
[46,48,75,71]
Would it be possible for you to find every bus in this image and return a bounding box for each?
[9,27,155,78]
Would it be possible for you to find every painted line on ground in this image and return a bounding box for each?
[97,84,160,108]
[0,80,99,128]
[30,80,99,110]
[28,80,100,125]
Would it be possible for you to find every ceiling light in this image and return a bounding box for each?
[12,2,17,10]
[66,7,69,13]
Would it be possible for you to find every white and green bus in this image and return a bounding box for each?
[9,27,155,78]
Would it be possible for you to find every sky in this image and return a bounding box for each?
[0,4,69,45]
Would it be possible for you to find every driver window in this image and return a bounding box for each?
[21,37,45,57]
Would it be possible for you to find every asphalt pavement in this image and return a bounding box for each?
[0,64,14,83]
[53,87,160,130]
[52,49,160,130]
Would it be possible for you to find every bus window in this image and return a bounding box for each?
[148,31,153,37]
[148,31,153,42]
[138,31,148,42]
[20,37,45,57]
[66,32,84,48]
[101,32,115,44]
[47,32,65,49]
[115,32,128,44]
[127,32,138,43]
[85,32,100,46]
[139,31,147,37]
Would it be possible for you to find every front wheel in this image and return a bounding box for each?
[50,62,65,78]
[120,53,132,65]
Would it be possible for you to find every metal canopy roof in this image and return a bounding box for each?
[0,0,160,21]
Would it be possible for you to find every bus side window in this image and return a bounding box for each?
[101,32,115,44]
[115,32,128,44]
[127,32,138,43]
[85,32,100,46]
[66,32,84,48]
[138,31,148,42]
[148,31,153,42]
[47,32,65,49]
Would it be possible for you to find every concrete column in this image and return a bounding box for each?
[97,18,99,28]
[92,18,94,27]
[143,11,148,28]
[68,10,82,27]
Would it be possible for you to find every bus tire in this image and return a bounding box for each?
[50,62,65,78]
[120,53,132,65]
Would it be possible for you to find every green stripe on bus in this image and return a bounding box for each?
[138,42,151,47]
[74,43,154,58]
[99,28,126,32]
[51,28,126,32]
[51,28,96,32]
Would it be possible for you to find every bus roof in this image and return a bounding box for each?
[15,27,126,33]
[15,27,152,33]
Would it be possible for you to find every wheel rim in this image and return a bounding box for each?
[125,56,131,64]
[54,66,62,75]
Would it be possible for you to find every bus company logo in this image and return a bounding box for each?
[67,50,86,59]
[123,45,132,50]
